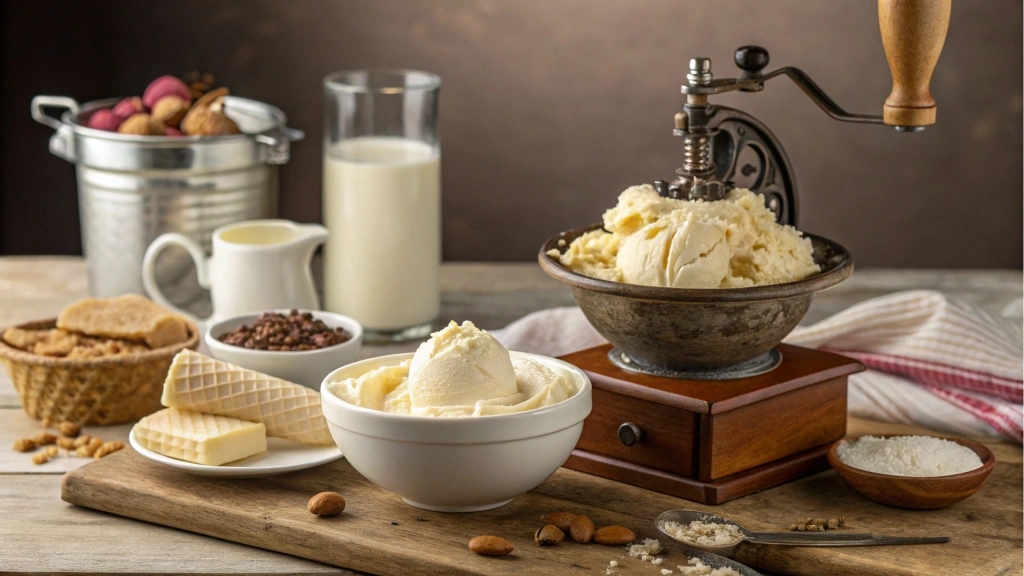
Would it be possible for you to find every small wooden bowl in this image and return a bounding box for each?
[827,435,995,509]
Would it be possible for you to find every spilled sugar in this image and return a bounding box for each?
[677,557,742,576]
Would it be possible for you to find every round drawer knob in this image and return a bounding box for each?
[618,422,643,447]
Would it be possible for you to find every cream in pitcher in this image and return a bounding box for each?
[142,219,328,324]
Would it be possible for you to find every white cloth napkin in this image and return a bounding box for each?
[493,290,1023,442]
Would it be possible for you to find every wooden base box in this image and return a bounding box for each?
[560,343,864,504]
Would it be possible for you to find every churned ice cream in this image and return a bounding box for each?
[327,321,578,417]
[549,184,820,288]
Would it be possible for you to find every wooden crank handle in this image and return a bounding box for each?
[878,0,951,127]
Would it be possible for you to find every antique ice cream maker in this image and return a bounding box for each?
[540,0,951,503]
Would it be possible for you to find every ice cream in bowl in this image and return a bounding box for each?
[320,320,592,512]
[539,184,852,378]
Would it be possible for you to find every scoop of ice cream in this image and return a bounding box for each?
[555,185,819,288]
[326,323,579,418]
[407,321,519,409]
[618,210,730,288]
[602,184,679,235]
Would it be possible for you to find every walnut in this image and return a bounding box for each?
[181,87,240,136]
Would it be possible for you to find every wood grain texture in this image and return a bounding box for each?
[0,475,346,575]
[878,0,952,125]
[1,260,1022,575]
[561,344,862,413]
[566,444,832,505]
[575,387,698,476]
[701,379,847,480]
[62,444,1022,576]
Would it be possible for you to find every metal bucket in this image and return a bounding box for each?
[31,95,303,306]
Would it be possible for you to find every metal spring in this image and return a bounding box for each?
[682,133,713,174]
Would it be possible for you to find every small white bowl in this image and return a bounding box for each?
[206,310,362,389]
[320,352,592,512]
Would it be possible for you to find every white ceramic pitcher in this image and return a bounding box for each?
[142,219,328,325]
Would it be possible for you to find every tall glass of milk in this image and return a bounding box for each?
[323,70,441,342]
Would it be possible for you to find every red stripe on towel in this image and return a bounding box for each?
[825,349,1023,403]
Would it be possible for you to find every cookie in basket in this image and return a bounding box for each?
[0,295,198,425]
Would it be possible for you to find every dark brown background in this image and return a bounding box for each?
[2,0,1021,267]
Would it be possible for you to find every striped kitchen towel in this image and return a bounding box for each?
[494,291,1023,442]
[785,290,1023,442]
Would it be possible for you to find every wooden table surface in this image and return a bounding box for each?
[0,256,1020,575]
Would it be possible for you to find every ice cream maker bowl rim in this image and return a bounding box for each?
[538,224,853,378]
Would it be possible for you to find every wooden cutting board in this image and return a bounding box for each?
[61,446,1021,576]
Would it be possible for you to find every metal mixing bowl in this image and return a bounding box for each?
[538,224,852,379]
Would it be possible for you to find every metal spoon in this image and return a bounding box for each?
[656,509,951,559]
[671,544,765,576]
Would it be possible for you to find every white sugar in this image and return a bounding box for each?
[836,435,983,477]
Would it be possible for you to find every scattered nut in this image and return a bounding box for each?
[76,438,103,458]
[540,511,577,531]
[468,535,514,556]
[32,452,50,465]
[94,441,125,459]
[570,515,596,543]
[45,446,60,457]
[32,432,57,446]
[181,87,240,136]
[593,525,636,546]
[72,435,91,448]
[535,524,565,546]
[41,417,53,428]
[13,438,36,452]
[151,95,190,127]
[56,437,76,450]
[118,113,167,136]
[307,492,346,516]
[58,421,81,438]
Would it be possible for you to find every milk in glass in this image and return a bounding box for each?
[322,137,440,331]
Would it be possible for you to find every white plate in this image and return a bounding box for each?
[129,426,343,478]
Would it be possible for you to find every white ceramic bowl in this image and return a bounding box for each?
[320,352,592,512]
[206,310,362,389]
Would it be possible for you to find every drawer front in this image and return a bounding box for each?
[700,378,848,480]
[577,388,698,477]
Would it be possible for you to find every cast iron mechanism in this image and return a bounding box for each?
[662,37,946,225]
[660,45,913,225]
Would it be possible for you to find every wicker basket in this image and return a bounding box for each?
[0,318,199,425]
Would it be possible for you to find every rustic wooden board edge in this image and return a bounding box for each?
[60,453,484,576]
